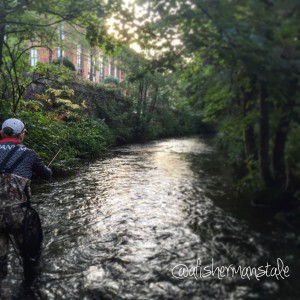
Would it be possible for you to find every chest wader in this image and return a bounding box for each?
[0,146,43,282]
[22,200,43,282]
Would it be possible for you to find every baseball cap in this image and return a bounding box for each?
[1,118,26,135]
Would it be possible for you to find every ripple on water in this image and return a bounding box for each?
[3,137,296,299]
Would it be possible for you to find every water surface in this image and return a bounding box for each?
[2,136,299,299]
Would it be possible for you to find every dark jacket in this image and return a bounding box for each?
[0,141,52,180]
[0,140,52,208]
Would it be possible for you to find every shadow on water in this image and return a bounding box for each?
[1,136,299,299]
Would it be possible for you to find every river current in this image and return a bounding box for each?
[1,136,299,299]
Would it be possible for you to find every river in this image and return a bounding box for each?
[1,136,299,299]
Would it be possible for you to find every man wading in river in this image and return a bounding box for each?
[0,118,52,284]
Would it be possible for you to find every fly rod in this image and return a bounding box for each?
[48,148,62,167]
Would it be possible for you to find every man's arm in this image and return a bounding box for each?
[32,154,52,180]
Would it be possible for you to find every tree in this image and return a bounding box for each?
[0,0,121,112]
[114,0,300,194]
[112,46,182,139]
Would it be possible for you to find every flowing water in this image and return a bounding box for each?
[1,136,299,300]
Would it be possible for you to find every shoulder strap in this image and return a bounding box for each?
[5,150,30,173]
[0,146,20,172]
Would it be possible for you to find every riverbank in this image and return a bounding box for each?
[1,110,211,175]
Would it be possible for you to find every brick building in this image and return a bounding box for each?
[29,24,123,83]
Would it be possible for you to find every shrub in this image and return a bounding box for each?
[14,111,113,168]
[52,58,76,71]
[103,75,119,85]
[67,118,115,159]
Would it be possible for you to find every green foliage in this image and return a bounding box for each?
[0,0,204,175]
[18,111,70,163]
[68,79,136,144]
[216,117,245,167]
[19,100,44,112]
[86,23,121,55]
[0,0,120,113]
[15,111,114,166]
[67,118,114,159]
[286,122,300,180]
[45,85,82,120]
[52,58,76,71]
[0,40,33,112]
[46,85,74,100]
[113,46,204,141]
[55,99,81,110]
[122,0,300,194]
[103,76,119,85]
[33,63,77,84]
[236,166,263,195]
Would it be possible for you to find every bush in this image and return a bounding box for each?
[13,111,113,169]
[52,58,76,71]
[103,75,119,85]
[67,118,115,159]
[18,111,71,161]
[67,79,136,143]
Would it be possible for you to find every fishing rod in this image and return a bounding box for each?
[48,148,62,167]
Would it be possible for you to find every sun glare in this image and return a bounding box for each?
[106,0,181,56]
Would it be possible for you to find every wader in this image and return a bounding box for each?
[0,146,43,282]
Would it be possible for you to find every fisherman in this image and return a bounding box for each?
[0,118,52,283]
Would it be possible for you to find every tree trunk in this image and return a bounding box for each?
[134,80,146,139]
[0,24,6,71]
[89,56,93,81]
[272,79,298,189]
[149,85,159,113]
[273,115,290,188]
[136,80,144,123]
[241,75,258,162]
[142,82,148,111]
[243,125,257,161]
[258,82,273,186]
[49,48,53,63]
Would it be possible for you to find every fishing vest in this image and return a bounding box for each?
[0,146,31,209]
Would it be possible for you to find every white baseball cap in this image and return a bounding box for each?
[1,118,26,135]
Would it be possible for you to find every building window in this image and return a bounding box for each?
[88,54,96,81]
[58,24,65,41]
[91,56,96,81]
[30,48,38,66]
[57,47,64,59]
[110,61,114,76]
[77,45,82,71]
[99,56,104,81]
[88,55,91,75]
